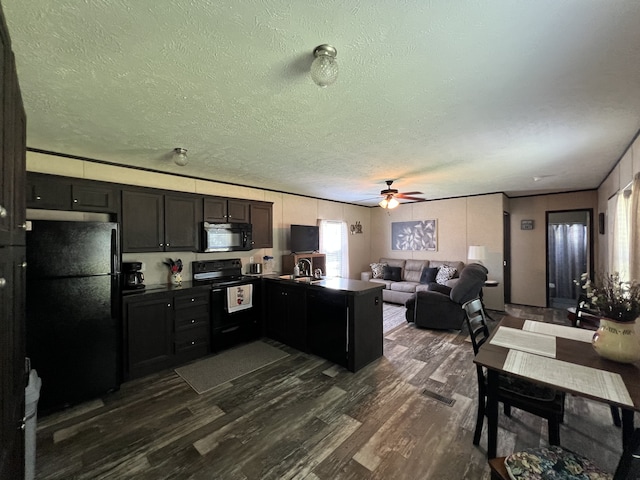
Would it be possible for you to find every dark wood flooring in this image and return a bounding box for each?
[33,305,623,479]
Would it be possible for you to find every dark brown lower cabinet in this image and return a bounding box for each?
[124,287,211,380]
[124,293,174,380]
[266,282,307,352]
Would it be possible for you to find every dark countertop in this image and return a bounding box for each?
[123,276,383,297]
[266,276,384,296]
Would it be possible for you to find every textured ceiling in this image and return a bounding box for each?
[4,1,640,206]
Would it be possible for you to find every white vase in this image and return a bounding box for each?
[592,318,640,364]
[170,272,182,285]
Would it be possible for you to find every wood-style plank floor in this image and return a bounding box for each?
[33,305,624,479]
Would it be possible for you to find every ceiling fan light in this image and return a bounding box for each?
[387,197,399,209]
[379,197,389,208]
[173,147,188,166]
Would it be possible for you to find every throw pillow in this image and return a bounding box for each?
[419,267,439,284]
[383,266,402,281]
[370,262,387,279]
[436,265,457,285]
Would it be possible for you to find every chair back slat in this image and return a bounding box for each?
[462,298,490,355]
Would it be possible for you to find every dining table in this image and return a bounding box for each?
[474,315,640,459]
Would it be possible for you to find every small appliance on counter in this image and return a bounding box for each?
[248,263,262,274]
[123,261,145,290]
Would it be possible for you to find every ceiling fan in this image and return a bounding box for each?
[378,180,426,208]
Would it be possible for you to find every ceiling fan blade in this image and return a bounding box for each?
[397,191,423,196]
[398,196,427,202]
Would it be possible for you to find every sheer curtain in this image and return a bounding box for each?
[609,189,632,281]
[548,224,587,299]
[318,220,349,278]
[630,173,640,282]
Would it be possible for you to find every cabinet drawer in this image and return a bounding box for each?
[175,326,210,352]
[175,312,209,331]
[174,292,209,310]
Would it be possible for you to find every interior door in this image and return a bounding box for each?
[503,212,511,304]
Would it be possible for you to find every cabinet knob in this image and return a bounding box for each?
[21,262,27,268]
[0,278,6,288]
[73,199,78,203]
[159,243,164,247]
[167,303,171,307]
[166,243,170,247]
[0,205,6,218]
[191,319,195,323]
[19,222,27,229]
[191,341,195,345]
[191,298,195,302]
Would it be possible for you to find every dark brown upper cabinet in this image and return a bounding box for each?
[122,189,201,253]
[204,197,250,223]
[26,173,119,213]
[250,201,273,249]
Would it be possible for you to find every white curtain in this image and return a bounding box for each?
[548,224,587,299]
[630,172,640,282]
[318,219,349,278]
[609,189,632,281]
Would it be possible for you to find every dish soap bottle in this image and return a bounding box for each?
[293,264,300,277]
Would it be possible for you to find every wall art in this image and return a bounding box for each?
[391,220,437,251]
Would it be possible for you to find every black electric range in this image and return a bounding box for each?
[191,258,254,286]
[191,258,260,351]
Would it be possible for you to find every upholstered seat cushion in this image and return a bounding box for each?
[505,446,611,480]
[389,281,418,293]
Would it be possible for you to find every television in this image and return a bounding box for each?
[290,224,319,253]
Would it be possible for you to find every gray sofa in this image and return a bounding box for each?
[367,257,465,305]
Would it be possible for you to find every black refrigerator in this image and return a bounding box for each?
[26,220,121,414]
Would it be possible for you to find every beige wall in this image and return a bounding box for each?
[26,151,372,286]
[369,193,505,310]
[508,191,598,307]
[597,133,640,275]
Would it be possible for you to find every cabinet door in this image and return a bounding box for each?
[72,183,118,213]
[125,294,174,379]
[25,173,72,210]
[266,282,307,351]
[227,199,250,223]
[122,189,164,252]
[0,247,26,480]
[307,290,348,367]
[203,197,227,223]
[250,202,273,248]
[165,193,201,252]
[10,86,26,246]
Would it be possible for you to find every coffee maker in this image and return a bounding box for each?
[122,262,145,290]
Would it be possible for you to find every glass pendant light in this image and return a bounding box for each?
[311,44,338,87]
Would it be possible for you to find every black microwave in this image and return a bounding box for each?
[202,222,253,252]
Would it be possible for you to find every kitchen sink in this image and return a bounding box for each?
[278,275,323,284]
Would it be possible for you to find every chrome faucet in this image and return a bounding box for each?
[297,258,312,276]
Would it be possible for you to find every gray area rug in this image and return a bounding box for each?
[175,341,289,394]
[383,303,407,333]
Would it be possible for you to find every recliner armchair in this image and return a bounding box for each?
[405,263,488,329]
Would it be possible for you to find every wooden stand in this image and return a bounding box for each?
[282,253,326,276]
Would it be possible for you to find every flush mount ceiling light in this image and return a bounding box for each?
[379,195,399,209]
[311,44,338,87]
[173,148,188,166]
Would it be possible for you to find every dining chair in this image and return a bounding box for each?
[462,298,565,447]
[567,295,622,427]
[488,427,640,480]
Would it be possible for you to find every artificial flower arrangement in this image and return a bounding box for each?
[163,258,183,274]
[578,272,640,323]
[164,258,183,285]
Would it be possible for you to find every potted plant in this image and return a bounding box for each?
[579,272,640,363]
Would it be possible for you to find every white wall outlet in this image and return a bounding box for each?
[249,256,254,263]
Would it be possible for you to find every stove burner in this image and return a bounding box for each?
[191,258,249,285]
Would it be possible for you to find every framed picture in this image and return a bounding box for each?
[391,220,437,251]
[521,219,534,230]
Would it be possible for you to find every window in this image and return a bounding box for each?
[608,189,631,281]
[318,220,349,278]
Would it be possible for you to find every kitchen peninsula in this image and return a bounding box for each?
[265,276,384,373]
